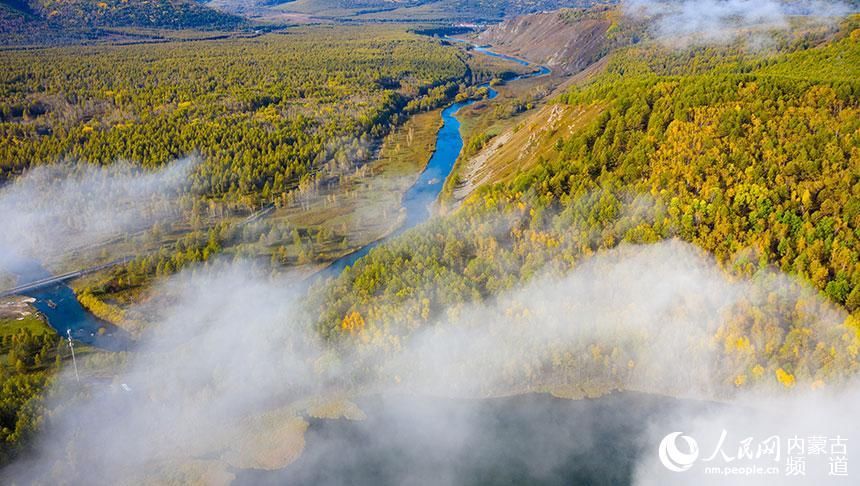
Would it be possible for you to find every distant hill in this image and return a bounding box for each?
[0,0,244,45]
[476,6,620,74]
[29,0,244,29]
[275,0,618,22]
[0,0,89,45]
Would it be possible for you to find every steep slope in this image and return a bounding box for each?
[471,5,648,75]
[476,7,614,74]
[451,101,605,201]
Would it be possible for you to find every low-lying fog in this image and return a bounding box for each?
[4,236,857,485]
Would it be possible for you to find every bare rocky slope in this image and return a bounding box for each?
[476,7,613,74]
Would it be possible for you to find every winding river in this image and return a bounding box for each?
[12,41,548,350]
[326,42,549,274]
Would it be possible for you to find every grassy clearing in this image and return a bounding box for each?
[440,71,562,203]
[0,296,51,337]
[0,314,53,338]
[445,101,605,205]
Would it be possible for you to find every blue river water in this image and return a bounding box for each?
[324,86,497,274]
[8,42,548,349]
[5,258,130,350]
[326,45,549,275]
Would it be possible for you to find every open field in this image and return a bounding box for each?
[0,301,52,338]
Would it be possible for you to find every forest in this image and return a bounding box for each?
[0,315,64,465]
[1,3,860,478]
[0,25,528,307]
[0,26,466,197]
[0,25,484,301]
[2,24,427,461]
[310,17,860,396]
[0,24,526,464]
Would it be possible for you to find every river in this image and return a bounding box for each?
[11,40,696,486]
[7,258,130,350]
[326,41,549,274]
[234,47,697,486]
[10,41,548,350]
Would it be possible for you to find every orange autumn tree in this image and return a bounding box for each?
[341,311,366,335]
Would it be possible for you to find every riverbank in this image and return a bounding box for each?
[0,296,51,336]
[438,38,555,206]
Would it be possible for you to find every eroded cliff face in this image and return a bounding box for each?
[477,8,612,74]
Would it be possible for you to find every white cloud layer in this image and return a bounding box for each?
[624,0,854,45]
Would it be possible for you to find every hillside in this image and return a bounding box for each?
[0,0,243,44]
[0,2,63,45]
[442,5,644,205]
[33,0,244,29]
[475,7,614,74]
[311,16,860,396]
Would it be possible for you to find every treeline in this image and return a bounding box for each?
[310,19,860,392]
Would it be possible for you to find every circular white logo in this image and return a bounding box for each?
[659,432,699,472]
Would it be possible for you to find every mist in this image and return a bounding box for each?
[376,241,849,398]
[5,262,321,484]
[624,0,854,46]
[0,158,196,275]
[5,237,857,484]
